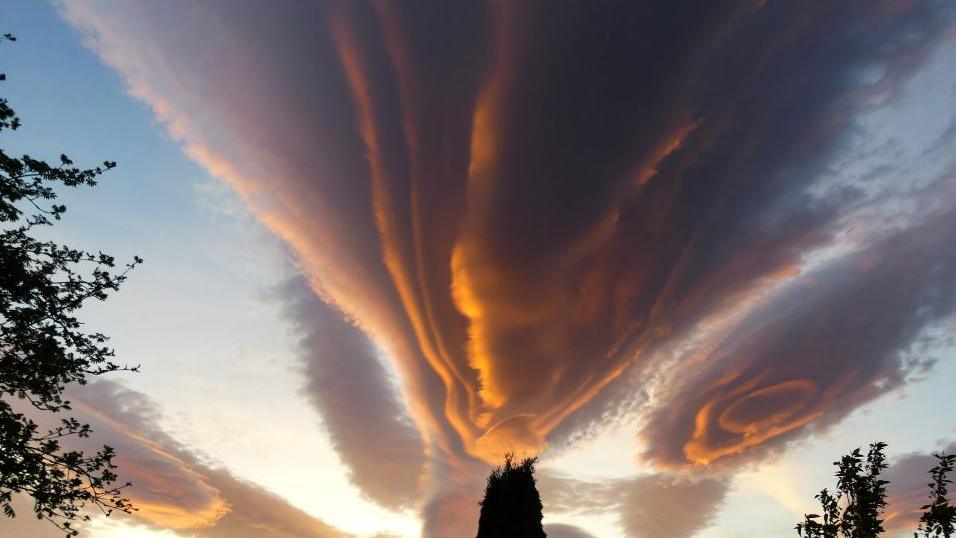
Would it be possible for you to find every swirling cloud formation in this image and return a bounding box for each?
[57,0,956,530]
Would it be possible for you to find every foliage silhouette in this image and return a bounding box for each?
[476,453,547,538]
[797,442,890,538]
[1,33,139,536]
[916,454,956,538]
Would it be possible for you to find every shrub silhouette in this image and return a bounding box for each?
[917,453,956,538]
[797,442,956,538]
[476,453,546,538]
[797,442,890,537]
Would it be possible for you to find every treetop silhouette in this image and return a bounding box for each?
[797,442,891,538]
[917,453,956,538]
[476,453,547,538]
[797,442,956,538]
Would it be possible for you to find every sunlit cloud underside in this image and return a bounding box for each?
[39,0,956,535]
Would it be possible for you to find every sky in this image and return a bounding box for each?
[1,1,955,537]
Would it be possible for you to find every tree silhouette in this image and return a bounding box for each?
[476,453,547,538]
[916,454,956,538]
[1,33,139,535]
[797,442,890,538]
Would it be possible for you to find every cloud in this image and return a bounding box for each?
[16,381,349,537]
[57,0,956,526]
[420,486,482,538]
[883,442,956,535]
[276,277,425,509]
[3,495,79,538]
[639,186,956,467]
[618,475,729,538]
[188,469,349,538]
[544,523,598,538]
[417,457,490,538]
[539,472,730,538]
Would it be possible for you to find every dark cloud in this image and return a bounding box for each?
[17,381,349,537]
[59,0,956,526]
[548,0,956,455]
[277,277,425,509]
[639,186,956,467]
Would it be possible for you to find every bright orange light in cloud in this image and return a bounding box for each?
[683,379,823,465]
[56,1,956,534]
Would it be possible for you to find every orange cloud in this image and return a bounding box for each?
[640,193,956,468]
[59,1,956,527]
[19,382,349,538]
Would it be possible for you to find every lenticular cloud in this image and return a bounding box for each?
[61,0,956,523]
